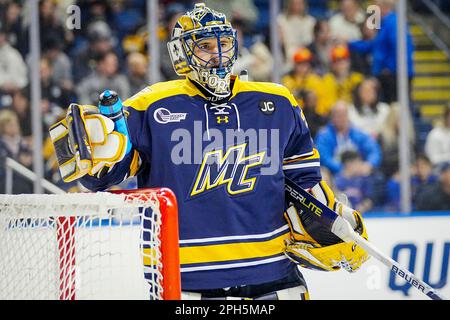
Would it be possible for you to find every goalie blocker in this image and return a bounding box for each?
[283,178,370,273]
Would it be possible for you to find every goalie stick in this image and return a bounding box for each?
[285,177,447,300]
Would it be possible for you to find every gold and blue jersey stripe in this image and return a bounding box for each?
[179,225,290,271]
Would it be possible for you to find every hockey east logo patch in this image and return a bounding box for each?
[190,143,265,197]
[154,108,187,124]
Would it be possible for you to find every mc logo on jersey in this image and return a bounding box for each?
[190,143,265,197]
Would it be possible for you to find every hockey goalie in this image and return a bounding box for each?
[49,3,369,300]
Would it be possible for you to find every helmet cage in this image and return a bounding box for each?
[167,24,238,98]
[183,25,237,75]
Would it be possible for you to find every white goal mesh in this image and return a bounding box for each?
[0,189,180,300]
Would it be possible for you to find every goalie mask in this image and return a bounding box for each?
[167,3,238,99]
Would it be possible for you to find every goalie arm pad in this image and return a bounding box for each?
[284,180,369,272]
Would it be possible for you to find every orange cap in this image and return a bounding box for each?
[331,45,350,62]
[293,47,313,64]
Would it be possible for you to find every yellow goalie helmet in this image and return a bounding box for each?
[167,3,238,98]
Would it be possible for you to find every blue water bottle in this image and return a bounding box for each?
[98,90,132,155]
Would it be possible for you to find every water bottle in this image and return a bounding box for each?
[98,90,132,154]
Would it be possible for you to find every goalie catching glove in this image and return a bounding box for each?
[49,91,131,182]
[284,181,370,273]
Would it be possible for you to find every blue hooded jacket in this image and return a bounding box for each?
[349,11,415,77]
[315,123,382,174]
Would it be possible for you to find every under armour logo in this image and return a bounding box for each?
[216,116,229,124]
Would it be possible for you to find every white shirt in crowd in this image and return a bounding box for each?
[348,102,391,138]
[425,125,450,167]
[329,10,365,42]
[0,42,28,89]
[278,13,316,63]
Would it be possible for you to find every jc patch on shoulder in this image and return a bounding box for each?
[154,108,187,124]
[259,100,276,115]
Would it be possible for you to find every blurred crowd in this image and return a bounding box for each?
[0,0,449,212]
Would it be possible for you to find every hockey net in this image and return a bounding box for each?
[0,188,180,300]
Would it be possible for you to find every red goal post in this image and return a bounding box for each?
[0,188,180,300]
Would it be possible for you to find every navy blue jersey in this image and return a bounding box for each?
[81,76,322,290]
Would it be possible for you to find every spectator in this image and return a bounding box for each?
[126,52,149,94]
[348,78,390,139]
[385,154,438,212]
[348,0,414,103]
[298,90,328,139]
[11,89,32,138]
[383,172,401,212]
[252,0,271,37]
[424,105,450,168]
[205,0,259,30]
[0,109,33,194]
[1,1,27,56]
[307,0,329,18]
[54,0,80,23]
[334,150,374,212]
[39,0,73,51]
[110,0,145,45]
[0,26,28,95]
[351,13,378,76]
[277,0,316,66]
[72,20,115,82]
[76,51,130,105]
[415,162,450,211]
[281,47,328,116]
[307,19,333,75]
[40,58,74,111]
[76,0,113,32]
[232,18,273,82]
[43,36,74,91]
[315,100,382,175]
[378,103,415,178]
[322,44,364,116]
[412,154,439,196]
[121,25,148,56]
[360,13,378,41]
[329,0,365,42]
